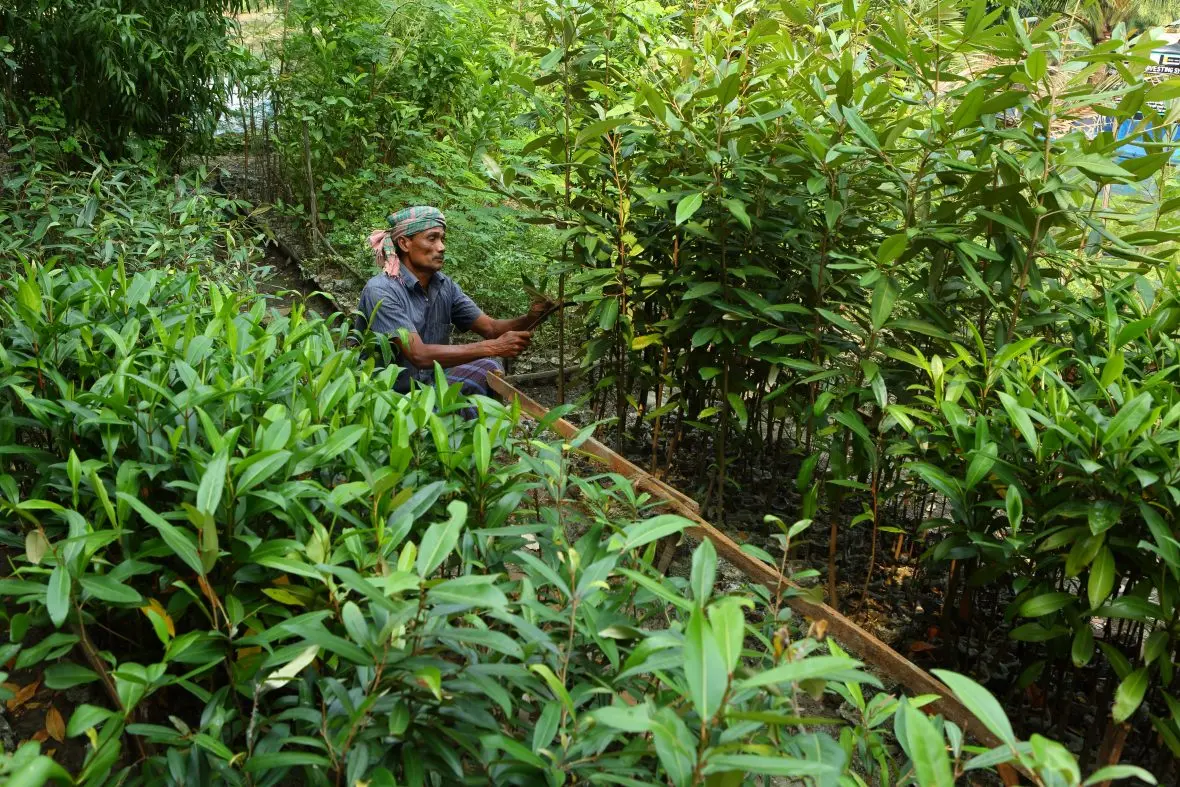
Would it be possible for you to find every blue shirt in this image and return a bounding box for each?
[357,266,484,383]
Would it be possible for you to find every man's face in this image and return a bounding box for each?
[398,228,446,275]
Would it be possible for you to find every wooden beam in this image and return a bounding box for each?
[489,372,1023,782]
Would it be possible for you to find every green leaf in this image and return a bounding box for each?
[196,449,229,516]
[738,656,873,691]
[997,392,1039,456]
[650,708,695,785]
[1083,765,1158,785]
[1072,625,1095,667]
[1104,392,1154,445]
[428,576,508,610]
[930,670,1016,747]
[119,494,204,576]
[16,276,43,315]
[44,663,99,690]
[901,697,954,786]
[80,574,143,605]
[877,232,908,265]
[3,746,74,785]
[910,463,962,506]
[591,704,651,733]
[262,644,320,691]
[47,564,70,628]
[599,297,620,331]
[316,424,367,462]
[675,193,704,225]
[1018,592,1074,618]
[1025,48,1047,81]
[529,663,574,715]
[1061,154,1132,182]
[1100,352,1125,388]
[1006,485,1023,531]
[708,598,746,676]
[416,500,467,578]
[870,277,897,332]
[992,337,1040,369]
[683,605,726,721]
[703,754,837,778]
[1088,548,1115,611]
[236,450,293,494]
[532,700,561,752]
[723,199,751,230]
[615,514,690,552]
[1112,668,1149,723]
[244,752,334,773]
[1088,500,1122,535]
[484,733,547,770]
[67,704,114,736]
[726,393,748,430]
[690,540,716,602]
[841,106,880,149]
[965,443,997,490]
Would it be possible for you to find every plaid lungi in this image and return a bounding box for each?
[444,358,503,418]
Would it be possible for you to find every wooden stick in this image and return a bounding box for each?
[505,363,595,384]
[489,372,1024,783]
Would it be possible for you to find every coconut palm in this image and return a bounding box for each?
[1020,0,1180,42]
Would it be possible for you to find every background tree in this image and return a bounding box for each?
[0,0,250,154]
[1019,0,1180,41]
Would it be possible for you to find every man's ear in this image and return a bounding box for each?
[396,235,412,254]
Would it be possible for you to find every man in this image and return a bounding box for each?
[356,205,551,406]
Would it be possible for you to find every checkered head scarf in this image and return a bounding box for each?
[368,206,447,277]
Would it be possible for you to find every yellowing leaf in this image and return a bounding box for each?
[140,598,176,638]
[262,588,305,606]
[25,530,49,565]
[263,645,319,691]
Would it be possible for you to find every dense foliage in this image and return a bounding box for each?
[4,0,1180,779]
[3,261,1145,785]
[1,114,263,286]
[0,0,250,154]
[454,0,1180,758]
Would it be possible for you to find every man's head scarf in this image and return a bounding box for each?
[368,206,446,277]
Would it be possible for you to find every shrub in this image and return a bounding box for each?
[0,118,262,283]
[0,0,247,153]
[0,262,1147,785]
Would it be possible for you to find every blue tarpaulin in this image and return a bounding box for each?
[1069,114,1180,163]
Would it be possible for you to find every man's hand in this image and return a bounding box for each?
[491,330,532,358]
[528,297,558,322]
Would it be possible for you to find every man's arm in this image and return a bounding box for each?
[468,301,551,340]
[396,330,531,369]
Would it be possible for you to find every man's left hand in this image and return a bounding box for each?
[528,297,558,322]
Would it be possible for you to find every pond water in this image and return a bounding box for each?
[217,82,274,136]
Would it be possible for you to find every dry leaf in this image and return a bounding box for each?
[45,705,65,742]
[908,641,937,653]
[32,729,48,742]
[6,680,40,712]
